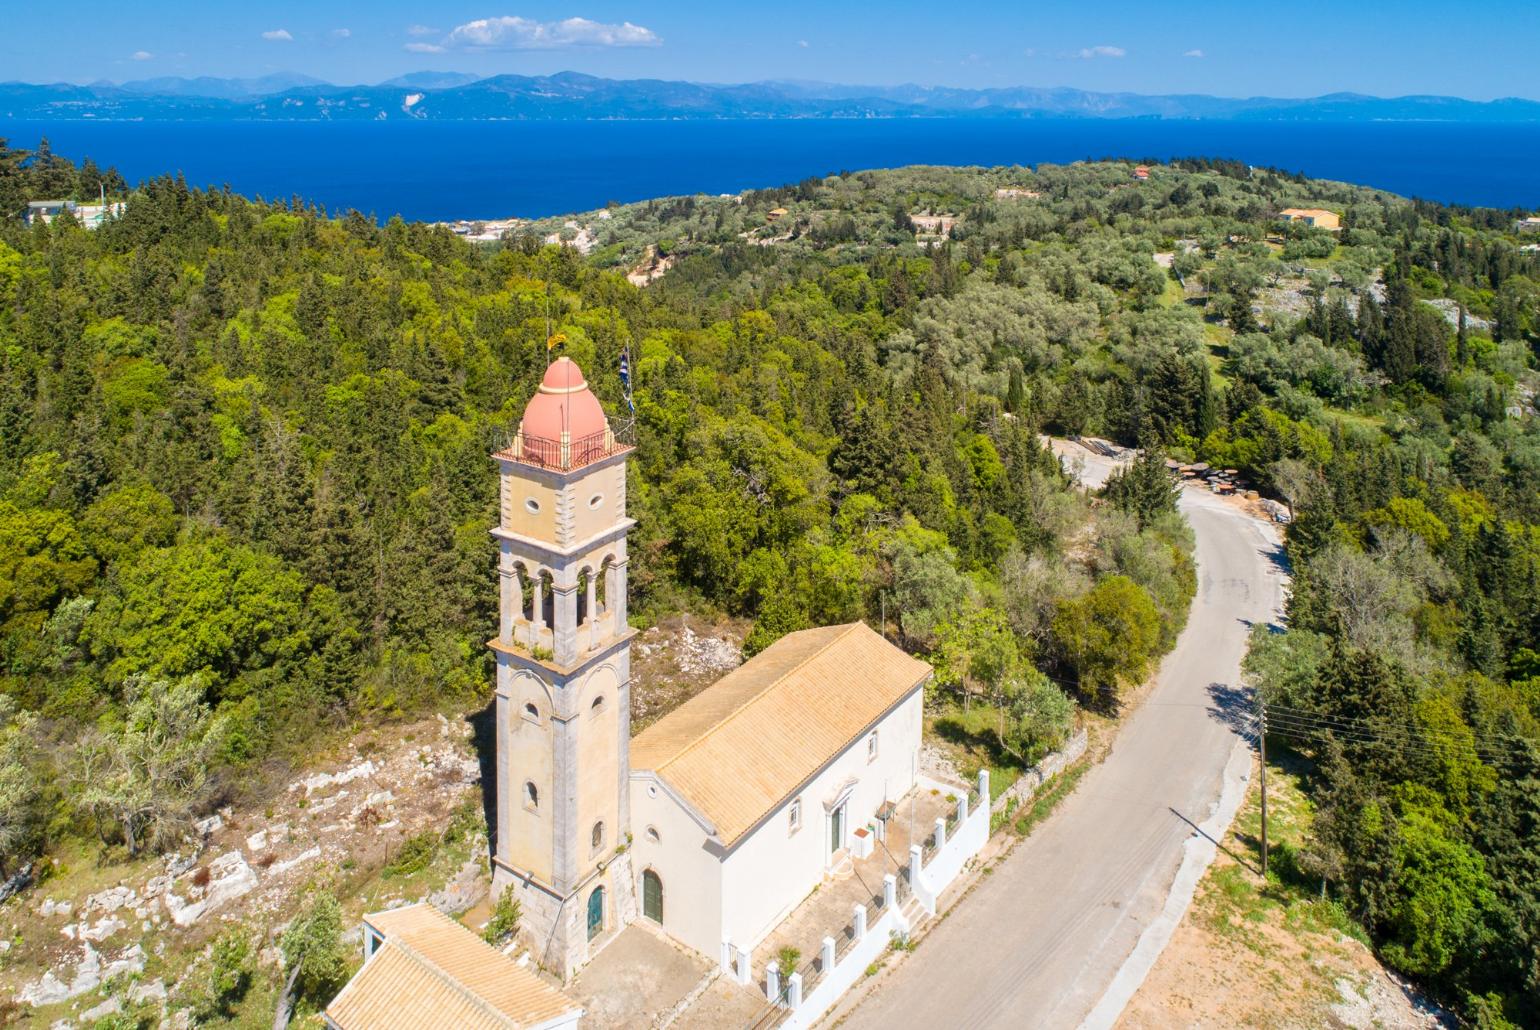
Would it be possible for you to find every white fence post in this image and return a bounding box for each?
[787,972,803,1009]
[958,790,969,821]
[934,816,947,851]
[978,768,990,804]
[909,843,923,874]
[883,874,897,910]
[766,965,780,1003]
[820,936,835,976]
[735,946,751,986]
[853,903,867,940]
[720,940,733,974]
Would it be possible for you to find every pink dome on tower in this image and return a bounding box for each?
[520,357,610,441]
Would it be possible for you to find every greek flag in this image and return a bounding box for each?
[619,346,635,412]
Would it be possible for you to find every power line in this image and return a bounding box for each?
[1266,702,1538,748]
[1261,708,1523,762]
[1260,709,1533,772]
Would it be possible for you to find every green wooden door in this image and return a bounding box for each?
[587,886,605,941]
[642,870,663,923]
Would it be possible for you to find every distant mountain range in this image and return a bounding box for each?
[3,71,1537,122]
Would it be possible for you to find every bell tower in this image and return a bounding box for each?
[489,356,636,978]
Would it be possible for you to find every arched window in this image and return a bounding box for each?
[524,702,539,721]
[539,570,555,629]
[596,555,614,613]
[524,781,539,810]
[577,566,593,625]
[591,694,605,713]
[591,821,605,852]
[645,825,660,844]
[514,562,534,621]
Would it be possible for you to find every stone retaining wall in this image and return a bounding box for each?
[991,727,1089,815]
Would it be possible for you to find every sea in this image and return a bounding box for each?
[4,118,1539,222]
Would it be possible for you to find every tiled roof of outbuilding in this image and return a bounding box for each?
[325,904,580,1030]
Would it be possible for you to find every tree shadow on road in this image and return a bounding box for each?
[1206,681,1256,739]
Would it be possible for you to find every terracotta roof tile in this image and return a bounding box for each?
[326,904,580,1030]
[629,623,931,847]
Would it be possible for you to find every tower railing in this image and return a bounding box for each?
[492,418,636,473]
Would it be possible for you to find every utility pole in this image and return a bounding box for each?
[1256,694,1268,880]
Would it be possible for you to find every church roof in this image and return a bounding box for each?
[630,622,932,848]
[325,904,581,1030]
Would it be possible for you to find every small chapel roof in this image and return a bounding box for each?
[630,622,932,848]
[325,903,581,1030]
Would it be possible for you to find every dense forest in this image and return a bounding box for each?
[1,140,1538,1024]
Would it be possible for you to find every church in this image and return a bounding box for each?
[487,357,933,978]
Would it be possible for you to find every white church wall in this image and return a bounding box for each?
[720,687,924,956]
[628,777,724,960]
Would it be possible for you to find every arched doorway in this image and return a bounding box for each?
[586,885,605,941]
[642,870,663,924]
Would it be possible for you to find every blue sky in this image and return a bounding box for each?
[6,1,1538,100]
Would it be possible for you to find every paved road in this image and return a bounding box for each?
[841,442,1288,1030]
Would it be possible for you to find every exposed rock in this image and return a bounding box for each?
[0,863,33,903]
[102,944,146,980]
[81,996,122,1022]
[164,853,256,927]
[270,846,321,876]
[141,875,171,899]
[365,790,395,808]
[293,760,376,796]
[16,944,102,1006]
[426,856,489,914]
[84,885,137,914]
[79,915,125,942]
[246,829,269,851]
[164,853,198,878]
[194,813,224,837]
[128,978,167,1005]
[40,897,74,918]
[60,923,77,940]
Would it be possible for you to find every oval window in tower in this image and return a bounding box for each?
[525,498,540,514]
[588,493,604,509]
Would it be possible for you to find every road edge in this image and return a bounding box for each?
[1078,735,1255,1030]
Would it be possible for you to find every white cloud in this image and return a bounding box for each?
[332,28,351,39]
[407,24,439,37]
[440,15,661,50]
[797,39,809,48]
[1183,48,1204,58]
[1077,45,1125,59]
[131,50,154,61]
[261,29,293,42]
[404,42,446,53]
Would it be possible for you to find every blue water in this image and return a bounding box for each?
[5,118,1538,221]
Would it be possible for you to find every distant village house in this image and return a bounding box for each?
[22,199,124,230]
[1278,207,1341,231]
[1516,215,1540,233]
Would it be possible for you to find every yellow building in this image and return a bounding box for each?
[1279,207,1341,230]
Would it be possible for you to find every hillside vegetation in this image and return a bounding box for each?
[1,142,1538,1024]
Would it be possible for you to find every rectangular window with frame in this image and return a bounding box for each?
[867,731,879,762]
[788,798,802,835]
